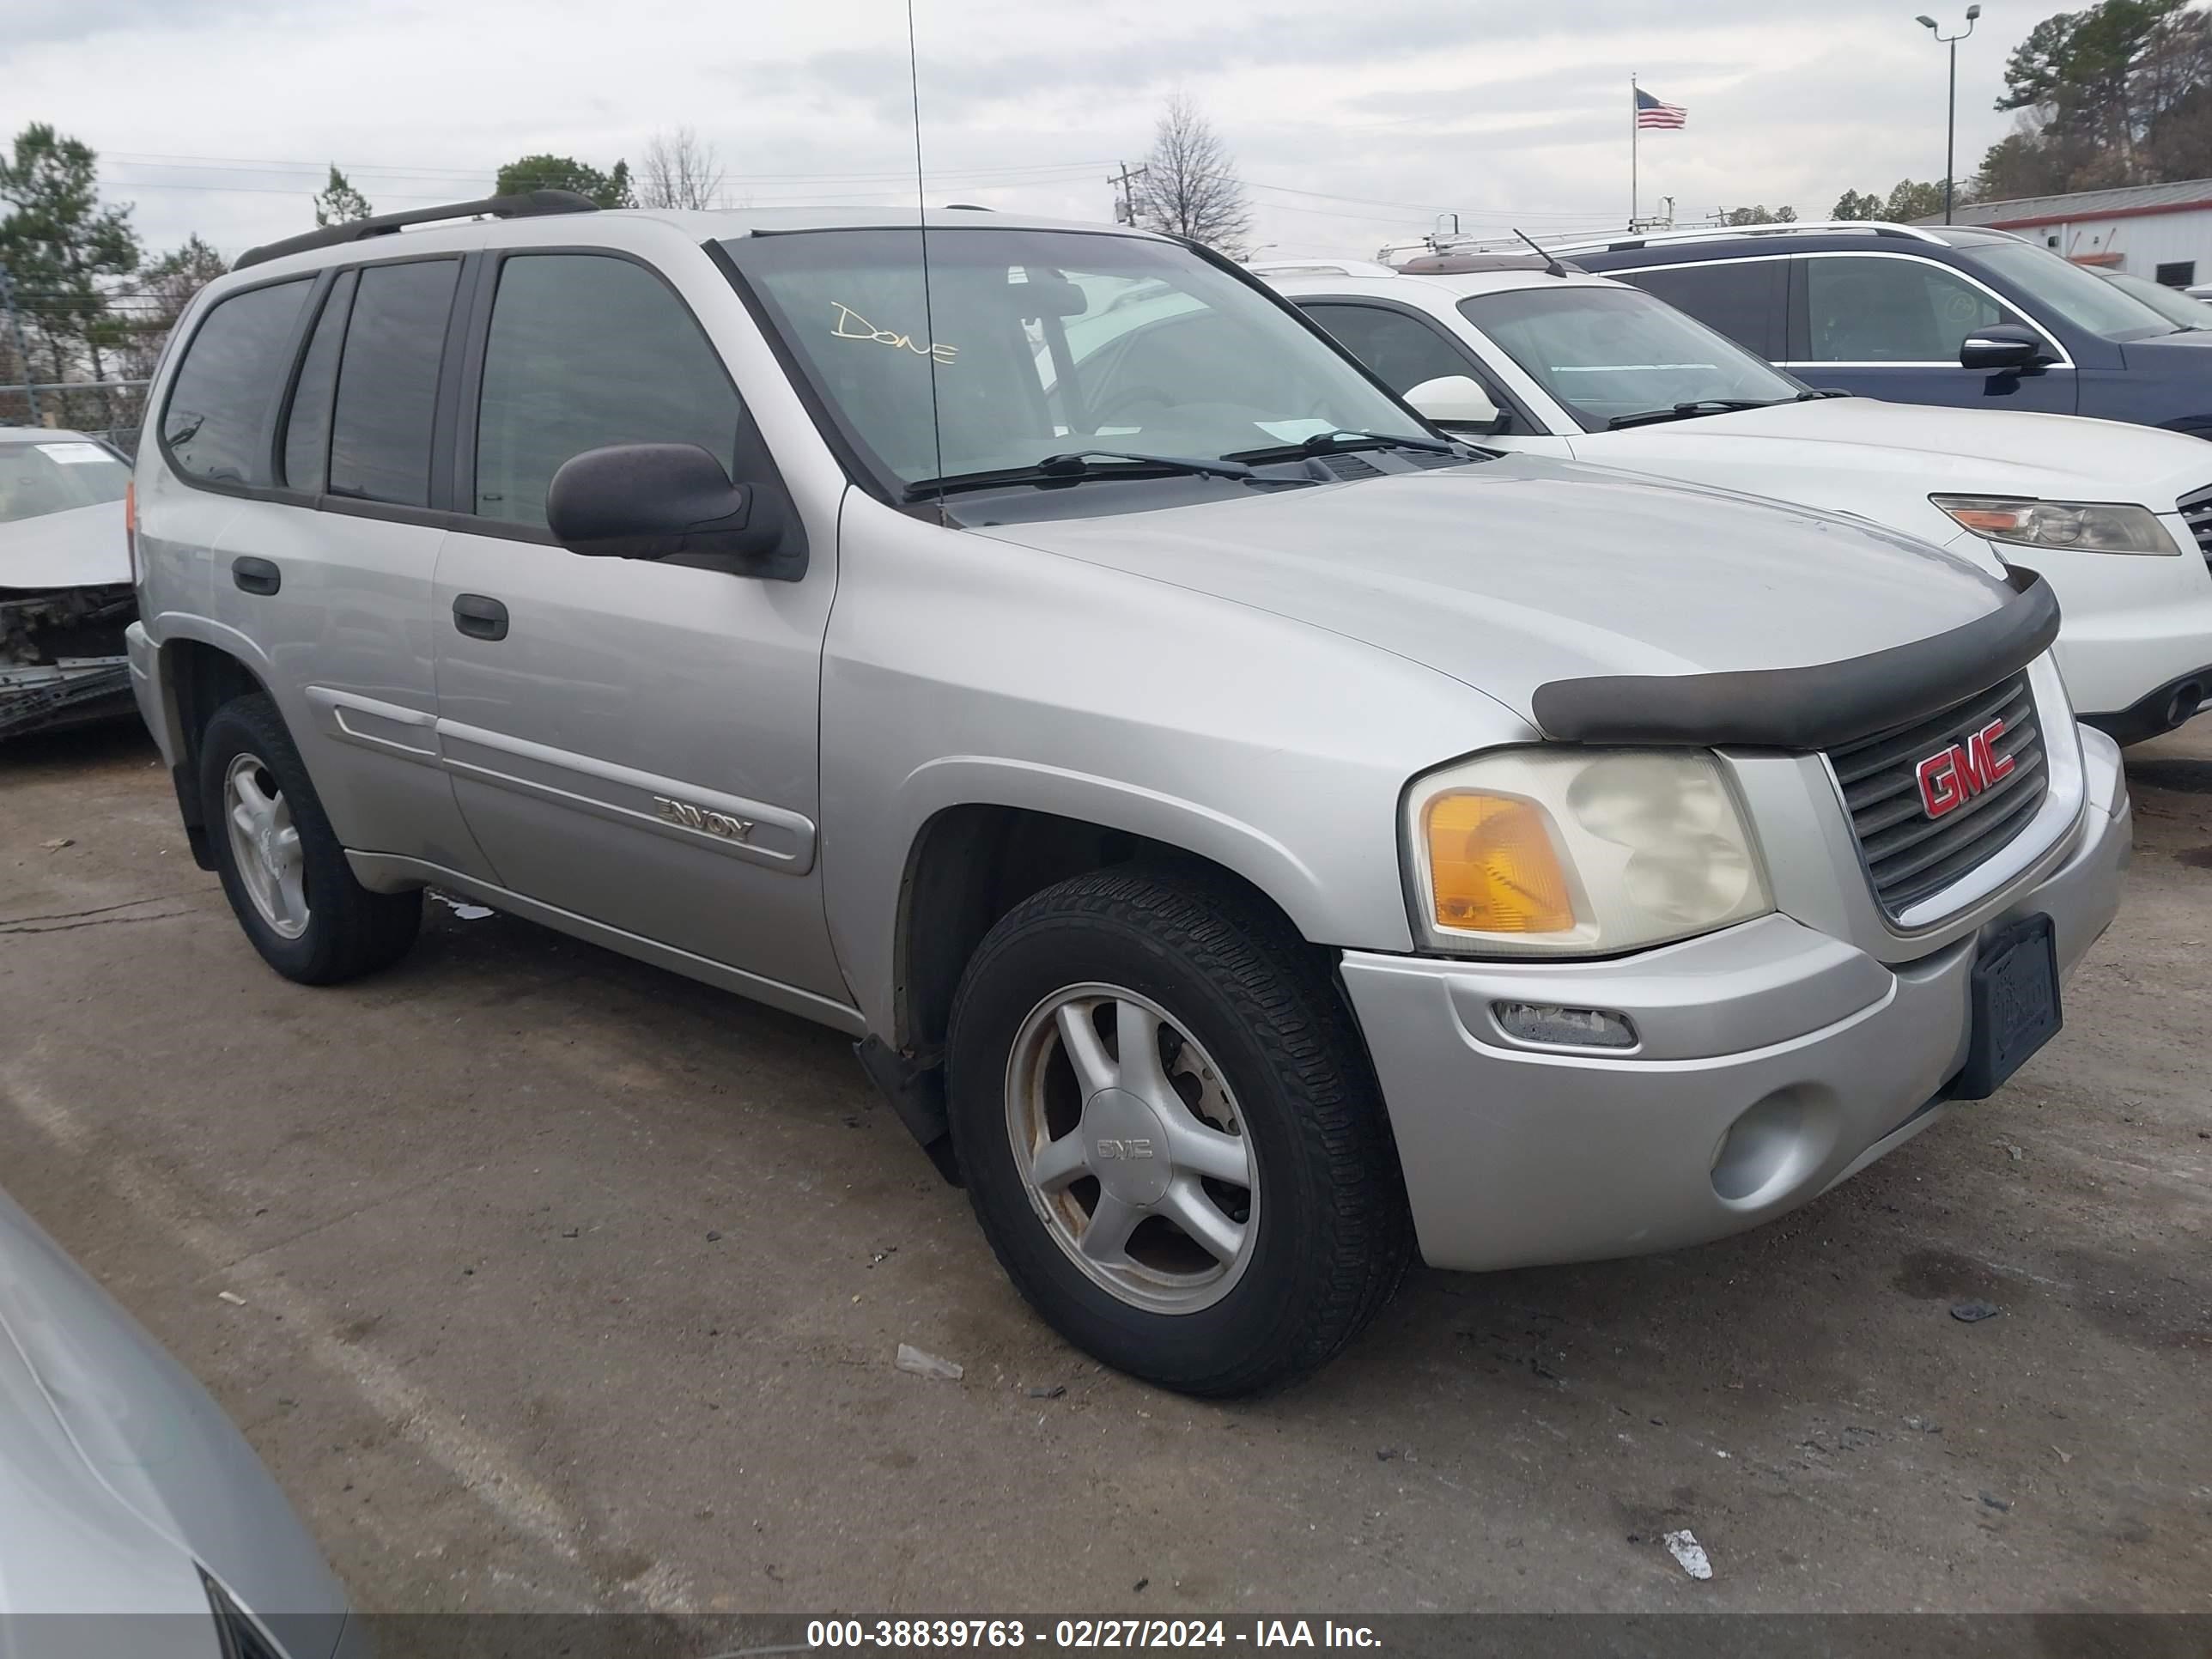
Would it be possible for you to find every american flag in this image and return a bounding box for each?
[1636,88,1687,130]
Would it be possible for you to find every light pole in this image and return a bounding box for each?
[1917,6,1981,225]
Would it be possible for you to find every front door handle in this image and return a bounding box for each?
[232,556,281,596]
[452,593,509,641]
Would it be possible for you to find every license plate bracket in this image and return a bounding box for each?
[1954,913,2063,1102]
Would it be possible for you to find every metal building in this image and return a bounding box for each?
[1928,179,2212,287]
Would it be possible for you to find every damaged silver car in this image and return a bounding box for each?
[1,428,137,741]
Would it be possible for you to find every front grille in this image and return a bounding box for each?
[2180,485,2212,569]
[1827,671,2048,918]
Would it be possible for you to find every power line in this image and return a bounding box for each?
[105,151,1121,184]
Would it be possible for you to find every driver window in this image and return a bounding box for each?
[475,254,742,526]
[1298,303,1484,396]
[1802,256,2019,363]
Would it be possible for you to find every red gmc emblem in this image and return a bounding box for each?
[1916,719,2015,819]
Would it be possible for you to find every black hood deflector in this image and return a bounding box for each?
[1530,568,2060,750]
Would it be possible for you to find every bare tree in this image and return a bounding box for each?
[639,127,728,210]
[1130,94,1252,254]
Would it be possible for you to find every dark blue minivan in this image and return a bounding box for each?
[1569,222,2212,436]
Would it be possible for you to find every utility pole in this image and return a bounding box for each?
[0,263,41,425]
[1109,161,1149,227]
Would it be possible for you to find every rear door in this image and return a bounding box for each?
[431,247,845,1003]
[1784,252,2077,412]
[160,259,490,874]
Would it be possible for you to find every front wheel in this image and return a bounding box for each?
[198,693,421,984]
[945,866,1413,1395]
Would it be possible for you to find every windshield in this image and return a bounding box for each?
[1456,285,1805,431]
[0,439,129,525]
[724,227,1427,493]
[1956,240,2173,341]
[2100,270,2212,331]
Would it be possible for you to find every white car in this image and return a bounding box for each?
[1260,257,2212,741]
[2,428,137,740]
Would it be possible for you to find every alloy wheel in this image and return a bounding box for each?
[1004,983,1259,1314]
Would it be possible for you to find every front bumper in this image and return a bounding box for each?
[1340,731,2131,1274]
[2080,659,2212,745]
[1990,522,2212,722]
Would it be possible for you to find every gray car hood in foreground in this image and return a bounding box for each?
[2,501,130,591]
[0,1190,345,1652]
[974,455,2014,724]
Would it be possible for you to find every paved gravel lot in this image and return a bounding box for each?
[2,718,2207,1616]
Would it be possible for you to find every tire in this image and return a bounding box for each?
[198,692,420,984]
[945,864,1413,1395]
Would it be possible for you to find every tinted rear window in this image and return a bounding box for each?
[329,260,460,507]
[281,270,356,493]
[1613,261,1783,358]
[161,280,312,487]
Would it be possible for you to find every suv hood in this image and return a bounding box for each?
[3,500,130,591]
[974,454,2015,728]
[1604,396,2212,507]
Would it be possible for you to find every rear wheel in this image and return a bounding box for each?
[946,865,1413,1395]
[198,693,420,984]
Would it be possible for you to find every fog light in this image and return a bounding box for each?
[1492,1000,1638,1049]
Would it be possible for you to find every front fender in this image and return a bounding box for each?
[902,752,1324,918]
[817,501,1528,1039]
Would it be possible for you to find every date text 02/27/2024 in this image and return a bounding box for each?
[804,1620,1383,1650]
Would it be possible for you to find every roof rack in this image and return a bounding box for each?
[1394,251,1588,276]
[1246,258,1400,279]
[233,190,602,271]
[1540,219,1950,257]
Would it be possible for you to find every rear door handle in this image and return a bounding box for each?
[232,556,281,596]
[452,594,509,641]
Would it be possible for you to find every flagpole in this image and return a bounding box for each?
[1630,74,1639,228]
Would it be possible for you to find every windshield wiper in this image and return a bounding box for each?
[1605,398,1791,430]
[1794,388,1852,400]
[1227,428,1466,463]
[902,448,1255,501]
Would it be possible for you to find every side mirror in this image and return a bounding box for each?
[1404,374,1504,432]
[1960,324,2049,372]
[546,443,796,574]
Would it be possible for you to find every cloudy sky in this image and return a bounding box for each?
[11,0,2027,263]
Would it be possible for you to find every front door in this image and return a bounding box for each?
[431,249,845,1004]
[1786,252,2078,414]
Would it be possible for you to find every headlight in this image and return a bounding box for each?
[1405,747,1772,957]
[1932,495,2180,555]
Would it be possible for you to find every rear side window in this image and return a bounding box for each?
[280,270,356,493]
[330,260,461,507]
[1298,302,1479,394]
[473,254,739,527]
[1615,260,1784,359]
[161,280,312,487]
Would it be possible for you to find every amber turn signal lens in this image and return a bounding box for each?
[1946,506,2027,536]
[1425,793,1577,933]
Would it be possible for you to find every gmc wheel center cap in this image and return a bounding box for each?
[1082,1088,1173,1206]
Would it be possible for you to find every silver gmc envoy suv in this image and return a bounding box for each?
[127,194,2131,1394]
